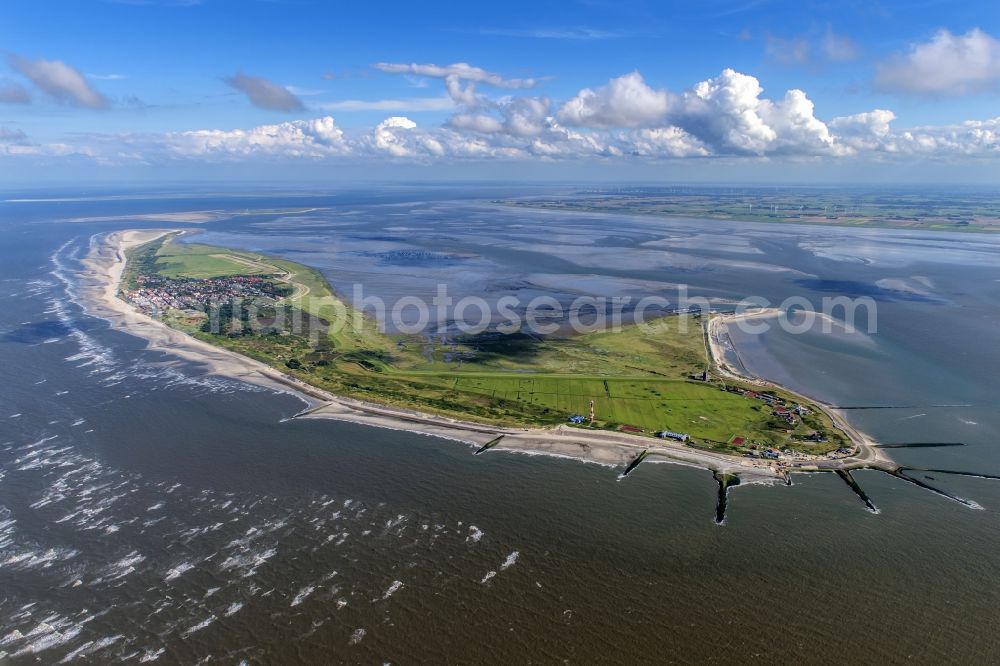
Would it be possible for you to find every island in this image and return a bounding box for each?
[79,228,927,520]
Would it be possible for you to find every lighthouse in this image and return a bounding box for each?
[589,399,595,424]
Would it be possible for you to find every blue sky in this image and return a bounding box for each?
[3,0,1000,182]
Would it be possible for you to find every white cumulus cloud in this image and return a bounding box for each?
[829,110,897,152]
[875,28,1000,96]
[759,89,843,155]
[367,116,442,157]
[557,69,838,156]
[164,116,350,159]
[628,127,709,158]
[448,97,551,137]
[827,110,1000,157]
[557,72,670,128]
[10,63,1000,167]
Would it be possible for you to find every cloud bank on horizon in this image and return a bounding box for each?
[3,24,1000,169]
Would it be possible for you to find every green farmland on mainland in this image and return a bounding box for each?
[123,235,848,455]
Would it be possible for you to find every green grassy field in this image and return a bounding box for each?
[127,235,848,454]
[448,375,774,441]
[153,242,265,279]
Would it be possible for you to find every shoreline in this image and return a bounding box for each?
[707,311,891,470]
[77,228,892,482]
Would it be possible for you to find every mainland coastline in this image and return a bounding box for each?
[79,228,894,484]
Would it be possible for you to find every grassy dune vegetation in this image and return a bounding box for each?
[125,235,848,454]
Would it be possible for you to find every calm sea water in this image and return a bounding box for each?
[1,187,999,664]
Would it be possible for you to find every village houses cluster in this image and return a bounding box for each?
[124,274,281,316]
